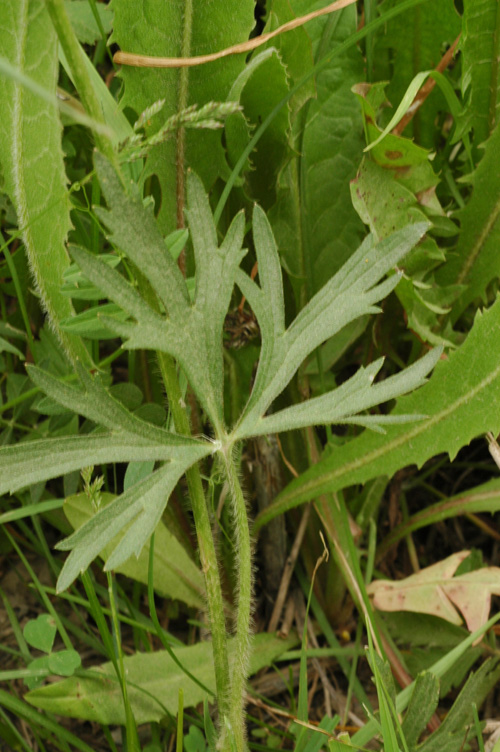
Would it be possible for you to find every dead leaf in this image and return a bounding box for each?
[368,551,500,634]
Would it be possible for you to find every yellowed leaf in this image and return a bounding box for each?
[368,551,500,634]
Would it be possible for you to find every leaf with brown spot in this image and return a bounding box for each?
[368,551,500,635]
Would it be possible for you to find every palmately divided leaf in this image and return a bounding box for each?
[0,434,208,496]
[92,152,190,316]
[69,246,165,327]
[185,172,246,407]
[56,449,210,592]
[255,295,500,529]
[248,348,441,436]
[236,220,430,438]
[26,365,202,447]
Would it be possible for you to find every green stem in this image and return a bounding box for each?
[156,351,231,722]
[45,0,117,167]
[176,0,193,232]
[220,447,253,752]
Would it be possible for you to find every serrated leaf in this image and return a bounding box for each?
[25,632,298,724]
[56,451,210,592]
[461,0,500,145]
[64,492,206,608]
[112,0,255,233]
[418,660,500,752]
[225,48,290,207]
[0,0,90,365]
[255,295,500,527]
[261,0,315,116]
[437,119,500,323]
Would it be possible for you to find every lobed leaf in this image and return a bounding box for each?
[56,448,210,592]
[64,492,206,608]
[26,365,202,447]
[236,221,430,438]
[92,152,189,316]
[0,434,204,496]
[436,119,500,323]
[247,348,441,436]
[254,295,500,529]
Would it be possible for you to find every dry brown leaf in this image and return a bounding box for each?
[368,551,500,634]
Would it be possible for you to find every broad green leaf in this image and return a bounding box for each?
[236,221,430,438]
[461,0,500,145]
[112,0,255,233]
[377,478,500,559]
[436,119,500,323]
[65,0,112,45]
[269,4,365,303]
[56,450,211,592]
[254,295,500,528]
[372,0,461,147]
[0,0,89,365]
[64,493,206,608]
[225,48,290,208]
[0,434,207,496]
[47,650,81,677]
[25,632,298,724]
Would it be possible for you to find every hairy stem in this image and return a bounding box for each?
[157,351,231,721]
[220,447,253,752]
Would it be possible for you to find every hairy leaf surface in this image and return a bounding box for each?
[0,0,89,364]
[255,295,500,528]
[64,493,205,607]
